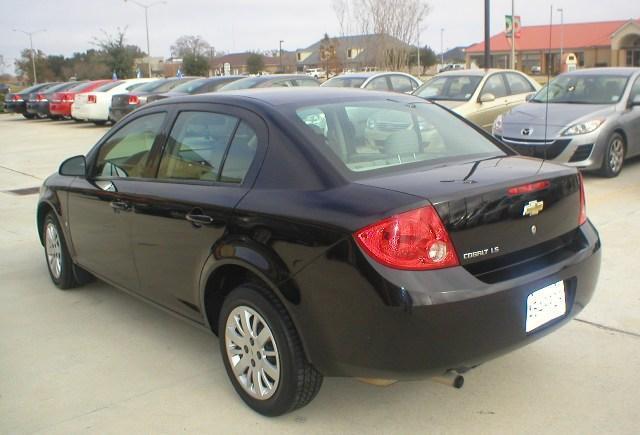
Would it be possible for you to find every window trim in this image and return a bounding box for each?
[478,73,509,100]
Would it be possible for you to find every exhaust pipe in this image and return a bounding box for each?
[431,371,464,389]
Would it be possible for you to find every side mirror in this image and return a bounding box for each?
[59,155,86,177]
[479,93,496,103]
[525,93,535,102]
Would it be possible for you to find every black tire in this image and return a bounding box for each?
[93,120,107,126]
[598,132,625,178]
[22,113,35,119]
[43,212,79,289]
[50,115,62,121]
[218,284,323,416]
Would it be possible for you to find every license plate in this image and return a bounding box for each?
[525,281,566,332]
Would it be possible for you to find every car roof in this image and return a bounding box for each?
[148,87,426,109]
[333,72,412,79]
[436,69,526,77]
[559,67,640,77]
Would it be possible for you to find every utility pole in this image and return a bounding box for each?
[484,0,491,69]
[511,0,516,69]
[124,0,166,77]
[279,40,284,73]
[557,8,564,64]
[12,28,46,84]
[440,28,445,67]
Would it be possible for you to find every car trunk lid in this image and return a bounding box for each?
[356,155,582,267]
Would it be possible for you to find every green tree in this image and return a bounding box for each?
[409,45,438,73]
[171,35,211,58]
[182,53,209,76]
[246,53,265,75]
[92,28,141,78]
[14,49,51,83]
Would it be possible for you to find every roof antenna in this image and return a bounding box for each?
[543,4,553,160]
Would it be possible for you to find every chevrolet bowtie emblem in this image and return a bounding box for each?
[523,200,544,217]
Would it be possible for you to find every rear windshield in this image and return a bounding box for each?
[134,79,173,92]
[291,100,504,174]
[170,78,209,93]
[94,80,123,92]
[414,76,483,101]
[219,77,264,91]
[531,74,629,104]
[322,77,367,88]
[68,82,96,92]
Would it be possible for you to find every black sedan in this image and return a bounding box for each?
[26,81,85,119]
[4,82,54,118]
[146,76,245,103]
[218,74,320,91]
[37,88,600,416]
[108,76,199,122]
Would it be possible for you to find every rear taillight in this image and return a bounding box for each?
[87,94,97,103]
[61,93,74,102]
[507,180,550,196]
[128,95,139,105]
[578,173,587,225]
[36,93,45,101]
[12,95,23,102]
[354,206,459,270]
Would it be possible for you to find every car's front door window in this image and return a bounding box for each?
[95,112,166,178]
[481,74,508,98]
[389,75,414,93]
[366,76,391,91]
[505,73,535,95]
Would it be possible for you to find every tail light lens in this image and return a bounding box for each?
[354,206,459,270]
[61,93,74,103]
[578,173,587,225]
[12,95,23,102]
[507,180,550,196]
[87,94,97,103]
[128,95,139,105]
[36,93,45,101]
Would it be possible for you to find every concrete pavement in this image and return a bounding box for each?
[1,114,638,434]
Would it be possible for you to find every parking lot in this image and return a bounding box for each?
[1,113,639,434]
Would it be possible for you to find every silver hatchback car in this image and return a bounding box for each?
[493,68,640,177]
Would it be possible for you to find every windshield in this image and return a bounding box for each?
[532,74,629,104]
[291,100,504,174]
[219,77,264,91]
[414,76,482,101]
[170,78,209,93]
[134,79,175,93]
[321,77,367,88]
[94,81,124,92]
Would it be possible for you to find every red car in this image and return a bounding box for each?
[49,80,112,119]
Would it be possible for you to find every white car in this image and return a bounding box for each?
[305,68,326,79]
[72,78,158,125]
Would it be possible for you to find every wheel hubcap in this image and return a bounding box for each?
[225,305,280,400]
[45,222,62,279]
[609,139,624,173]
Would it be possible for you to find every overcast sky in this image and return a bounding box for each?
[1,0,637,73]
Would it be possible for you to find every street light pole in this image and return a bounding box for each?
[511,0,516,69]
[484,0,491,69]
[12,28,46,84]
[279,40,284,73]
[124,0,166,77]
[557,8,564,64]
[440,28,445,67]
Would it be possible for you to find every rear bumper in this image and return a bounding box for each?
[49,102,72,117]
[72,103,108,121]
[26,101,49,117]
[4,102,26,114]
[109,106,136,122]
[290,221,601,379]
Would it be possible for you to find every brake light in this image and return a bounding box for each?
[61,93,74,103]
[87,94,97,103]
[354,206,459,270]
[128,95,139,105]
[36,93,45,102]
[12,95,23,102]
[507,180,550,196]
[578,173,587,225]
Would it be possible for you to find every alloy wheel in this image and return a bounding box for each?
[45,222,62,279]
[608,137,624,174]
[225,305,280,400]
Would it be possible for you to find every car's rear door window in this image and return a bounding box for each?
[505,73,535,95]
[219,122,258,184]
[389,75,414,93]
[95,112,166,178]
[365,76,391,91]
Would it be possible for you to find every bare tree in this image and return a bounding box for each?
[333,0,431,70]
[171,35,211,58]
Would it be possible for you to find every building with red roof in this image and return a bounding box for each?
[465,18,640,74]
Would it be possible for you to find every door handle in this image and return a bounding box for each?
[186,210,214,226]
[110,200,129,211]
